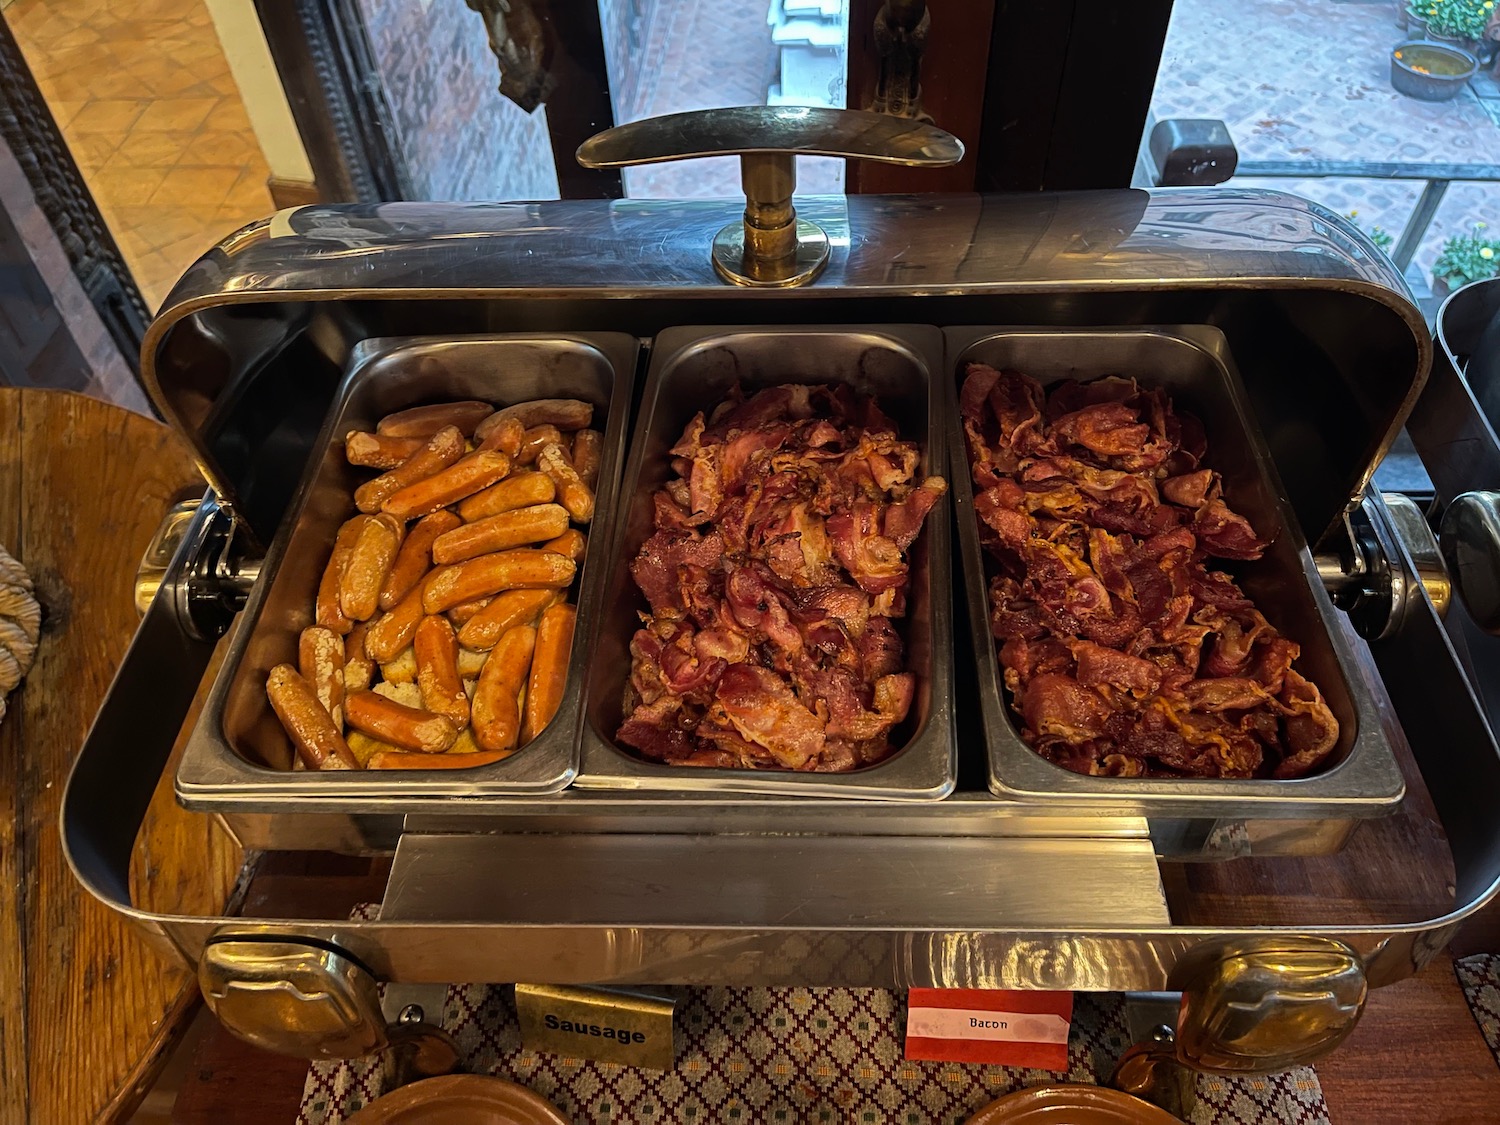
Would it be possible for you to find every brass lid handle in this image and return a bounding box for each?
[576,106,963,287]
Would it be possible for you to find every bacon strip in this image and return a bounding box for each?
[616,382,946,772]
[961,362,1338,780]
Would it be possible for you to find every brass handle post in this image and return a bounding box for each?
[576,106,962,287]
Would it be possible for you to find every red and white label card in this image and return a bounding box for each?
[905,988,1074,1071]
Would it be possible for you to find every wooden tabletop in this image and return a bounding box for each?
[0,388,240,1124]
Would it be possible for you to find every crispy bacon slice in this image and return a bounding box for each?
[961,363,1337,780]
[619,381,944,771]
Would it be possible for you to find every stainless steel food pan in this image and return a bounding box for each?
[576,325,956,799]
[946,325,1405,818]
[177,333,637,808]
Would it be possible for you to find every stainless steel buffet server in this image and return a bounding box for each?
[61,109,1500,1082]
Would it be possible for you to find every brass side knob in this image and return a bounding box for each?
[200,939,389,1059]
[199,937,458,1083]
[577,106,963,288]
[1168,936,1367,1074]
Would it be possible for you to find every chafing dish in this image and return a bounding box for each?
[576,325,955,799]
[177,334,636,806]
[58,111,1500,1086]
[947,326,1403,818]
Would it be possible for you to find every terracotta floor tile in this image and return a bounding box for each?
[34,67,110,103]
[176,129,260,167]
[47,99,88,130]
[148,164,239,207]
[220,167,272,217]
[91,164,172,208]
[131,95,217,133]
[50,24,105,51]
[65,132,121,170]
[204,95,254,135]
[135,63,222,98]
[107,130,190,169]
[67,97,147,135]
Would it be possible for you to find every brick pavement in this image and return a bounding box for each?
[1151,0,1500,288]
[618,0,844,198]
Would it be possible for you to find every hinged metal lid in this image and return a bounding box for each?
[144,189,1428,552]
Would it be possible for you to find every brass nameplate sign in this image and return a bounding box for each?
[515,983,676,1071]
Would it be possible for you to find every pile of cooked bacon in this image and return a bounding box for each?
[617,382,946,771]
[961,363,1340,780]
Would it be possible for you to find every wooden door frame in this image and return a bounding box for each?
[254,0,414,202]
[846,1,1175,194]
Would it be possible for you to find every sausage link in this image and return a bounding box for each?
[431,503,570,565]
[570,429,602,489]
[423,550,576,614]
[380,509,461,611]
[445,597,491,625]
[514,425,563,466]
[376,400,494,438]
[455,588,556,650]
[522,602,576,744]
[471,623,536,752]
[541,529,586,564]
[344,621,375,693]
[369,748,513,770]
[537,442,595,523]
[414,615,469,727]
[457,471,555,522]
[339,513,403,622]
[316,515,369,635]
[267,664,359,770]
[355,425,465,513]
[345,690,459,753]
[346,431,422,469]
[383,450,511,521]
[475,415,524,456]
[298,626,346,728]
[364,583,425,663]
[482,398,593,434]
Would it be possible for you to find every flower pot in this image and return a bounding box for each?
[1429,30,1482,52]
[1408,12,1430,36]
[1391,41,1478,100]
[1432,274,1452,301]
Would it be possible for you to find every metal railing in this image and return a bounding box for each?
[1236,159,1500,271]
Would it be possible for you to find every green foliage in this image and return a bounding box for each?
[1424,0,1493,40]
[1433,223,1500,288]
[1347,212,1395,256]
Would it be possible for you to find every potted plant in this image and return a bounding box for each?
[1426,0,1491,49]
[1432,223,1500,298]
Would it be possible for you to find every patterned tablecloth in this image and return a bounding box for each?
[1457,953,1500,1070]
[298,984,1330,1125]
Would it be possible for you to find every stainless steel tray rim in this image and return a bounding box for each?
[576,324,958,800]
[177,332,638,807]
[948,325,1406,819]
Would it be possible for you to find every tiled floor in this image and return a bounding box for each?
[5,0,274,310]
[1151,0,1500,289]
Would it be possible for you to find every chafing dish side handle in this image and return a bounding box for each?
[62,499,227,906]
